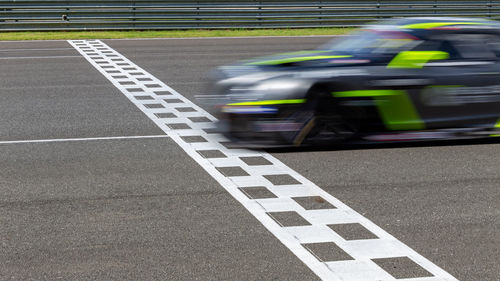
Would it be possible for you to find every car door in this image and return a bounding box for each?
[413,33,500,130]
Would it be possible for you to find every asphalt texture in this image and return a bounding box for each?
[0,37,498,281]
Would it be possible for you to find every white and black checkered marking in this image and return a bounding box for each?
[69,40,457,281]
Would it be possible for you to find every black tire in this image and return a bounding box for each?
[278,88,360,146]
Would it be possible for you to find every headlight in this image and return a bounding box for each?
[227,85,264,102]
[227,80,301,101]
[253,81,302,92]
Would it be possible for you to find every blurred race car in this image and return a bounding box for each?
[206,17,500,146]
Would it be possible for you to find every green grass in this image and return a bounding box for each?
[0,28,354,41]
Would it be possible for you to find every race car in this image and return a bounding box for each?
[206,17,500,146]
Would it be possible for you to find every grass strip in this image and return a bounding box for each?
[0,28,354,41]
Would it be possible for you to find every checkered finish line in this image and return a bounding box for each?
[69,40,457,281]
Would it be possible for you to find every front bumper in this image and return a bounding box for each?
[216,104,305,145]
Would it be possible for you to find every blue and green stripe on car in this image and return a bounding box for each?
[247,55,352,66]
[399,21,488,30]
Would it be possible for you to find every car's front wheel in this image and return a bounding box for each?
[278,90,361,146]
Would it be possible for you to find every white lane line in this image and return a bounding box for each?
[69,39,458,281]
[0,55,81,59]
[0,84,112,90]
[0,47,75,52]
[0,135,168,145]
[132,52,301,57]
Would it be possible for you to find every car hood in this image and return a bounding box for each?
[242,50,355,67]
[203,50,372,104]
[213,50,371,79]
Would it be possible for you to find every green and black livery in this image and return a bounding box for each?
[208,17,500,146]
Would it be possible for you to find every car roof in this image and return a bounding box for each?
[365,17,500,37]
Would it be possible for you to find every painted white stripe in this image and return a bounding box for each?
[0,135,168,145]
[132,52,296,57]
[0,84,112,90]
[69,39,458,281]
[0,47,74,52]
[0,55,81,59]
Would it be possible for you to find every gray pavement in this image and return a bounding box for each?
[0,41,161,141]
[0,37,498,281]
[0,40,317,281]
[1,138,315,280]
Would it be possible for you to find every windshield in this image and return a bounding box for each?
[320,29,422,55]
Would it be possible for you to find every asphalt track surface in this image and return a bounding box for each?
[0,37,498,281]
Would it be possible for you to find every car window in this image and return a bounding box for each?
[426,34,499,60]
[320,29,421,56]
[410,39,460,59]
[486,35,500,58]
